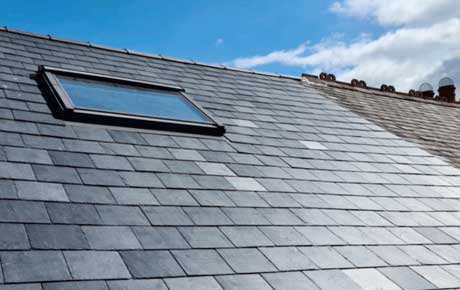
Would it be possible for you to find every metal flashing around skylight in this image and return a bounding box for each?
[38,65,225,136]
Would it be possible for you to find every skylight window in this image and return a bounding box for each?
[39,66,225,135]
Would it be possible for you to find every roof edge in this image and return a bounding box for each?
[1,26,301,81]
[302,73,460,109]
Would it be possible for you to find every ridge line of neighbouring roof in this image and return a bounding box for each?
[1,25,302,81]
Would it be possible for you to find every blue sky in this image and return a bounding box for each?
[2,0,379,76]
[2,1,460,90]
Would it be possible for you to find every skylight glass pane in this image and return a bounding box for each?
[58,76,211,123]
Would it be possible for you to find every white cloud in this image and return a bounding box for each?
[227,1,460,91]
[329,0,460,26]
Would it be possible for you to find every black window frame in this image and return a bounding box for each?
[38,65,225,136]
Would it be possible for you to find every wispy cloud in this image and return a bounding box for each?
[227,0,460,91]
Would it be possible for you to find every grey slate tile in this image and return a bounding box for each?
[299,246,353,269]
[91,154,134,170]
[169,148,205,161]
[216,274,273,290]
[225,177,266,191]
[110,187,158,205]
[151,189,198,206]
[399,245,447,264]
[83,226,141,250]
[414,227,458,244]
[107,279,168,290]
[411,266,460,289]
[33,165,81,183]
[218,248,276,273]
[96,205,149,225]
[0,179,17,199]
[260,226,311,246]
[179,227,232,248]
[222,208,270,225]
[196,162,235,176]
[0,223,29,249]
[0,200,50,223]
[193,175,235,190]
[143,206,193,225]
[0,284,42,290]
[165,276,223,290]
[108,130,147,145]
[190,190,234,207]
[379,267,435,290]
[260,247,316,271]
[62,140,104,154]
[220,226,274,247]
[43,281,109,290]
[172,249,233,275]
[335,246,387,267]
[46,203,101,225]
[128,157,169,172]
[368,246,418,266]
[164,160,204,174]
[133,226,189,249]
[343,268,402,290]
[305,270,364,290]
[1,251,71,283]
[257,208,303,225]
[23,135,64,151]
[64,251,131,280]
[136,145,173,159]
[64,184,115,204]
[263,272,320,290]
[184,207,233,225]
[16,181,68,202]
[26,224,89,250]
[49,151,94,168]
[120,171,164,187]
[120,250,184,278]
[78,169,124,186]
[5,146,52,164]
[225,191,269,207]
[295,226,344,245]
[0,161,35,180]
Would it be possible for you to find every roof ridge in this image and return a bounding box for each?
[0,25,301,81]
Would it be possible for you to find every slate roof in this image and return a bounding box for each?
[2,27,460,290]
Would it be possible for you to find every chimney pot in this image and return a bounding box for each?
[438,77,456,103]
[418,82,434,99]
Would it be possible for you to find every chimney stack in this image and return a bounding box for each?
[438,77,456,103]
[418,83,435,99]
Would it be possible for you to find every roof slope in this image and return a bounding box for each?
[309,79,460,167]
[1,28,460,290]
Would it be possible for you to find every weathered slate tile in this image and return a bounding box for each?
[96,205,149,226]
[64,184,115,204]
[379,267,435,290]
[46,203,101,225]
[344,268,402,290]
[5,146,52,164]
[165,276,223,290]
[78,169,124,186]
[220,226,274,247]
[26,224,89,250]
[107,279,168,290]
[184,207,233,225]
[218,248,276,273]
[1,251,71,283]
[43,281,109,290]
[16,181,68,202]
[49,151,94,168]
[0,223,29,249]
[179,227,232,248]
[0,161,35,180]
[133,226,189,249]
[83,226,142,249]
[120,250,184,278]
[110,187,158,205]
[64,251,131,280]
[172,249,233,275]
[33,165,81,183]
[260,247,316,271]
[305,270,364,290]
[263,272,320,290]
[143,206,193,226]
[216,274,273,290]
[151,189,198,206]
[0,200,50,223]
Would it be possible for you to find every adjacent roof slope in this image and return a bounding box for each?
[1,28,460,290]
[306,77,460,167]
